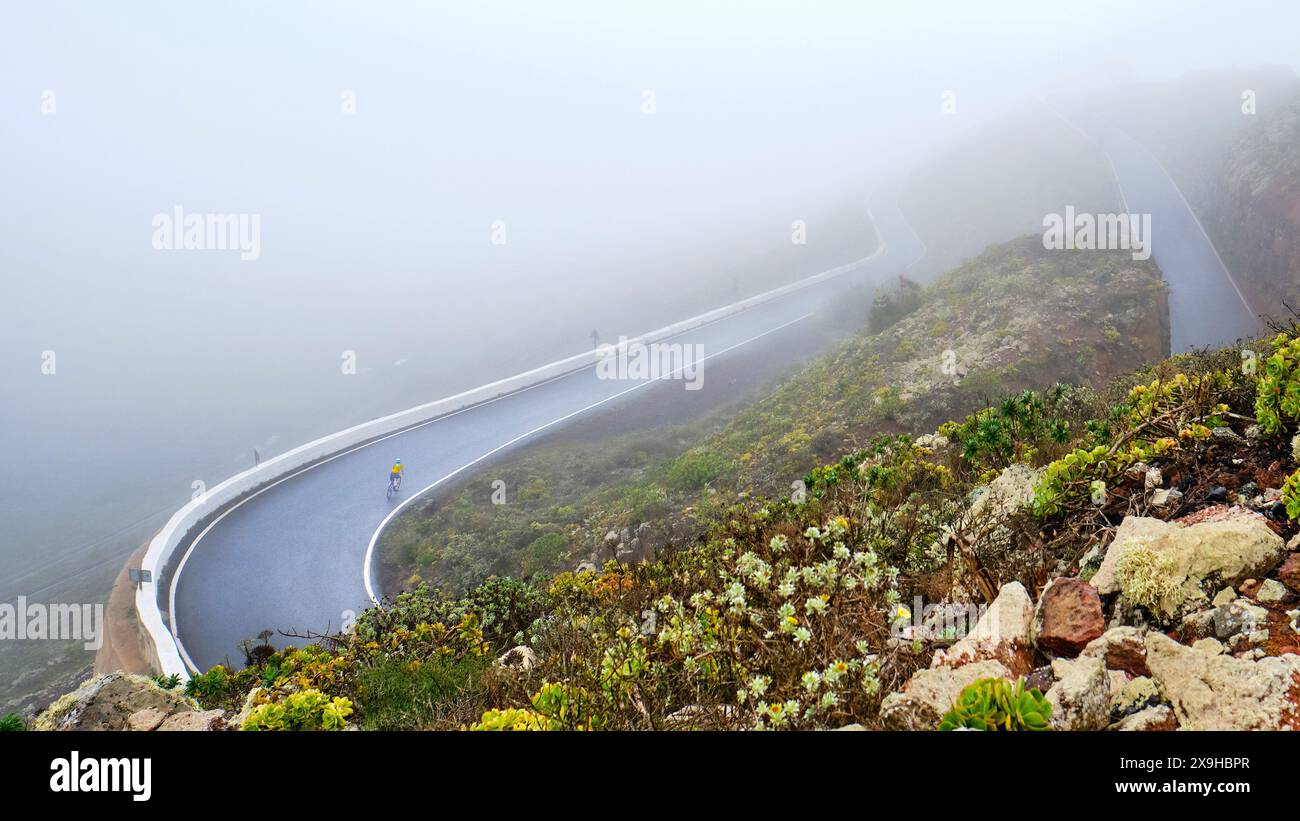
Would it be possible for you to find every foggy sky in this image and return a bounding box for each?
[2,0,1299,605]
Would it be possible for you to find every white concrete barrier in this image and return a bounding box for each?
[138,211,885,678]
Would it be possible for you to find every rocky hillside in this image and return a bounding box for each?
[1205,98,1300,318]
[25,323,1300,732]
[378,235,1168,596]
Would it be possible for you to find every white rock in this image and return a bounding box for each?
[879,660,1013,731]
[1046,656,1110,731]
[1179,609,1218,641]
[967,464,1042,523]
[1192,637,1225,655]
[1112,675,1159,713]
[126,708,167,732]
[930,581,1035,677]
[497,645,538,671]
[1150,488,1182,507]
[157,709,225,731]
[1144,632,1300,730]
[1213,600,1267,639]
[1258,578,1289,603]
[1092,510,1286,620]
[1080,626,1150,676]
[1105,669,1130,704]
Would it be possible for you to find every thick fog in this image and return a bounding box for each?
[1,0,1299,685]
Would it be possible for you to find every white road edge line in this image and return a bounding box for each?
[361,311,818,606]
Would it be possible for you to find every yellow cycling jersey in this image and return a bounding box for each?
[391,463,404,474]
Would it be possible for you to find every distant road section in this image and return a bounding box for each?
[1100,125,1261,352]
[169,199,926,673]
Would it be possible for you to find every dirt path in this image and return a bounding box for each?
[94,537,154,676]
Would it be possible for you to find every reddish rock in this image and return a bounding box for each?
[1081,626,1152,677]
[1278,554,1300,593]
[126,708,167,732]
[157,709,225,731]
[1033,577,1105,657]
[1175,504,1267,527]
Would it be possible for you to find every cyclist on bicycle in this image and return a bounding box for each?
[389,459,404,488]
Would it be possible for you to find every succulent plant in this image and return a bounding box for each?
[1256,333,1300,434]
[937,677,1051,731]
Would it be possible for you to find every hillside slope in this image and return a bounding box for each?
[48,270,1300,732]
[897,103,1118,280]
[1205,98,1300,318]
[378,235,1168,596]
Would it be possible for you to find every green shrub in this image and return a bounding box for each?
[0,713,24,731]
[184,665,258,711]
[868,275,923,332]
[471,682,605,731]
[938,677,1051,731]
[941,387,1075,475]
[356,655,491,730]
[1030,371,1232,517]
[521,532,569,578]
[357,578,545,650]
[620,483,670,524]
[242,689,354,731]
[664,449,727,492]
[151,673,182,690]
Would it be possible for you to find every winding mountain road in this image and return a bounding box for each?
[170,199,926,672]
[169,114,1262,673]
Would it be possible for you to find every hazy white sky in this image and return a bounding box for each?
[1,0,1298,599]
